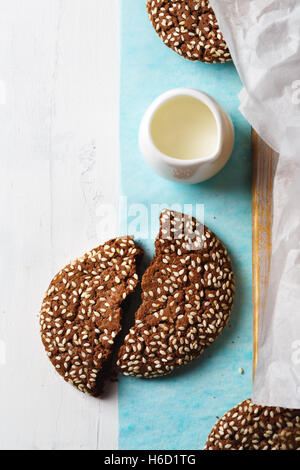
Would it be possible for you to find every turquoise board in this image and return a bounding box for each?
[119,0,252,450]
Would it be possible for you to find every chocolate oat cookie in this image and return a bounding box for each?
[117,209,235,378]
[205,399,300,450]
[147,0,231,63]
[40,237,142,396]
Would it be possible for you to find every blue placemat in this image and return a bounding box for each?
[119,0,252,450]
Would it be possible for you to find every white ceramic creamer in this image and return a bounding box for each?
[139,88,234,184]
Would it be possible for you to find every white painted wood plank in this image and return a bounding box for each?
[0,0,119,450]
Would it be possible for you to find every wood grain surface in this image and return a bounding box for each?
[252,130,278,377]
[0,0,119,450]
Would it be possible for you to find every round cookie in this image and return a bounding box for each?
[147,0,231,63]
[40,237,142,396]
[205,399,300,450]
[117,209,235,378]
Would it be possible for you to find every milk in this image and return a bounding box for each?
[150,95,218,160]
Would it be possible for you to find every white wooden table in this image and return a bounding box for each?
[0,0,119,450]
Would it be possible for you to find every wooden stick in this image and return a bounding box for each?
[252,130,277,377]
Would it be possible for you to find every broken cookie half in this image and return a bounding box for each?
[40,237,142,396]
[117,209,235,378]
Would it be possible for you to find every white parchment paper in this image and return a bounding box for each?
[211,0,300,408]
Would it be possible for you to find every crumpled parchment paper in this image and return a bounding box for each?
[211,0,300,408]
